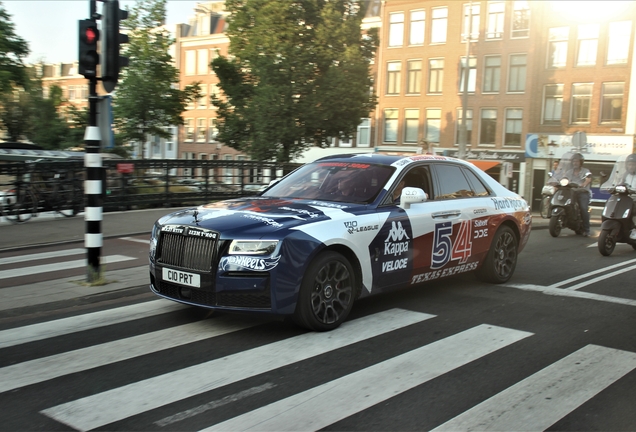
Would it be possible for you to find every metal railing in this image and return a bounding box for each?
[0,158,301,215]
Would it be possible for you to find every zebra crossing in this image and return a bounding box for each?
[1,299,635,431]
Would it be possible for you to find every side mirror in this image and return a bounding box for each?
[400,187,427,209]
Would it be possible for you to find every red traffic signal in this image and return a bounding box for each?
[84,26,98,45]
[78,20,99,78]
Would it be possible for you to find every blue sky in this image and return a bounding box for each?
[3,0,199,64]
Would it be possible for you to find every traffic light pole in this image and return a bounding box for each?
[85,0,103,282]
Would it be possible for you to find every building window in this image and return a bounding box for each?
[462,3,480,41]
[482,55,501,93]
[543,84,563,124]
[407,60,422,94]
[508,54,526,92]
[600,82,624,123]
[185,50,196,76]
[607,21,631,65]
[431,7,448,44]
[486,2,505,39]
[384,109,398,143]
[68,86,76,101]
[409,10,425,45]
[209,118,218,141]
[404,109,420,143]
[576,24,599,67]
[357,118,370,147]
[511,1,530,38]
[428,58,444,94]
[504,109,522,147]
[480,109,497,145]
[548,27,569,68]
[426,109,441,143]
[196,118,207,142]
[570,83,593,124]
[197,49,209,75]
[184,118,194,141]
[459,56,477,93]
[456,108,473,145]
[198,84,208,109]
[386,61,401,95]
[388,12,404,47]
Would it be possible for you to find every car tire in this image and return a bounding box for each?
[293,251,356,331]
[476,226,518,284]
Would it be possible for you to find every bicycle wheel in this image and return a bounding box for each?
[540,195,550,219]
[52,182,78,217]
[1,186,37,224]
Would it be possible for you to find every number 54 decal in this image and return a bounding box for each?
[431,220,473,269]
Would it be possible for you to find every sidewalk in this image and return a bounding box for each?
[0,207,602,314]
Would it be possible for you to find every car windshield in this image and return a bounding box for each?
[262,161,395,203]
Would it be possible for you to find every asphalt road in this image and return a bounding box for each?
[0,224,635,431]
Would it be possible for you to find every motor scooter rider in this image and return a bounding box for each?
[620,153,636,239]
[621,153,636,188]
[564,153,592,236]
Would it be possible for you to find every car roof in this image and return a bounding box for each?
[313,152,473,169]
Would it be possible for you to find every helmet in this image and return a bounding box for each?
[626,154,636,164]
[571,153,584,164]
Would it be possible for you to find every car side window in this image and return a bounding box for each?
[433,164,476,200]
[463,168,491,196]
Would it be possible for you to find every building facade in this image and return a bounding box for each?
[374,0,636,208]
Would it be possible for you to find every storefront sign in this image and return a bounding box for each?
[525,133,634,161]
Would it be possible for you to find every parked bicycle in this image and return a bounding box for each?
[0,160,82,224]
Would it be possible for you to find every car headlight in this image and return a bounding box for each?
[149,223,160,259]
[229,240,279,255]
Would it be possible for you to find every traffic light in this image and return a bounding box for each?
[78,20,99,78]
[101,0,129,93]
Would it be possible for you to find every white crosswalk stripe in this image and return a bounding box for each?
[0,316,260,393]
[40,308,435,431]
[433,344,636,431]
[0,300,185,349]
[0,255,136,280]
[203,324,533,432]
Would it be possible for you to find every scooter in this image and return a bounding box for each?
[547,178,586,238]
[598,184,636,256]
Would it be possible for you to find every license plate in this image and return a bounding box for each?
[162,267,201,288]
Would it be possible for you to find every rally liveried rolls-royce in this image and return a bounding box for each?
[149,153,532,331]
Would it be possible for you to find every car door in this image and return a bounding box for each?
[408,163,490,285]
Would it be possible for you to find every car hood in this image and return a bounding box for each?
[156,197,362,238]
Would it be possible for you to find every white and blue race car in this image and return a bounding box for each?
[149,153,531,331]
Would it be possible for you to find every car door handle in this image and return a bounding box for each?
[432,210,461,219]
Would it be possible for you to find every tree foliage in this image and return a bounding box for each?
[0,2,29,94]
[211,0,378,163]
[113,0,200,158]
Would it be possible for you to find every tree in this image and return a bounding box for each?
[25,84,72,150]
[211,0,378,163]
[113,0,200,158]
[0,2,29,94]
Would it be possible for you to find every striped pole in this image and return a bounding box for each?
[85,125,102,281]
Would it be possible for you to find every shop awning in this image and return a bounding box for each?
[470,160,500,171]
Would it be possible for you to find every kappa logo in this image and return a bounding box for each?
[385,221,410,242]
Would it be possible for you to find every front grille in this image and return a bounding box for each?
[218,292,271,309]
[156,281,218,306]
[157,227,218,272]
